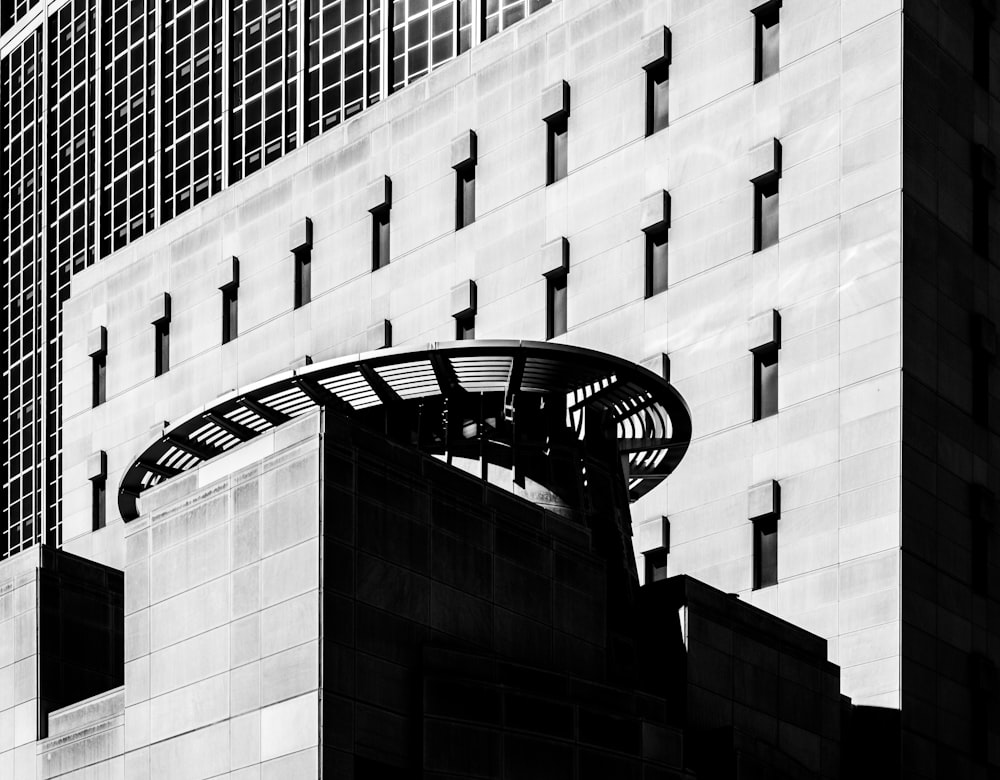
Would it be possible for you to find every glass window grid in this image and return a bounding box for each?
[100,0,156,256]
[389,0,471,93]
[46,0,97,548]
[2,0,39,35]
[1,31,46,560]
[162,0,223,220]
[0,0,555,561]
[230,0,298,183]
[482,0,548,41]
[305,0,383,140]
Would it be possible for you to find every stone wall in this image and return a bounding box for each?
[61,0,905,707]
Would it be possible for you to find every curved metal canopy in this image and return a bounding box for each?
[118,340,692,520]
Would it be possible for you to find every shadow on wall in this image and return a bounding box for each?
[843,705,901,779]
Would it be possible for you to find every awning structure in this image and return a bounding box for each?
[118,340,692,520]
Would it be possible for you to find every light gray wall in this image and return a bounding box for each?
[61,0,904,707]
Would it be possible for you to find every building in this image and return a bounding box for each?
[0,0,997,777]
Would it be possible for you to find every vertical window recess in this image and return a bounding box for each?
[546,272,568,339]
[645,547,669,584]
[546,116,568,185]
[456,163,476,229]
[154,320,170,377]
[646,64,669,136]
[645,228,669,298]
[753,177,779,252]
[753,516,778,589]
[294,250,312,309]
[373,207,391,270]
[222,284,238,343]
[456,314,475,340]
[753,348,779,421]
[92,477,106,531]
[753,1,781,83]
[88,450,107,532]
[93,353,107,407]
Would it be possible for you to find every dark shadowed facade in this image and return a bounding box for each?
[2,0,1000,777]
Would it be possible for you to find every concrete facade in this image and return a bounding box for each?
[60,0,904,709]
[7,409,847,778]
[0,0,997,776]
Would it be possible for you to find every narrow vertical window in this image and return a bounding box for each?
[92,352,107,407]
[644,548,669,584]
[546,116,568,185]
[752,516,778,589]
[643,518,670,585]
[456,163,476,229]
[753,347,779,421]
[92,476,106,531]
[646,64,669,136]
[645,228,669,298]
[154,320,170,377]
[456,314,475,340]
[222,285,238,343]
[754,177,779,252]
[294,250,312,308]
[372,207,391,270]
[546,272,567,339]
[753,1,781,83]
[89,326,108,407]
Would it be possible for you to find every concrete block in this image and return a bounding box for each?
[217,256,240,290]
[750,138,782,183]
[367,175,392,212]
[749,479,781,521]
[86,450,107,482]
[541,80,571,122]
[451,280,477,318]
[451,130,477,169]
[148,293,171,325]
[749,309,781,351]
[641,190,671,232]
[366,319,392,350]
[87,326,107,357]
[290,218,313,253]
[640,26,671,69]
[540,237,570,278]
